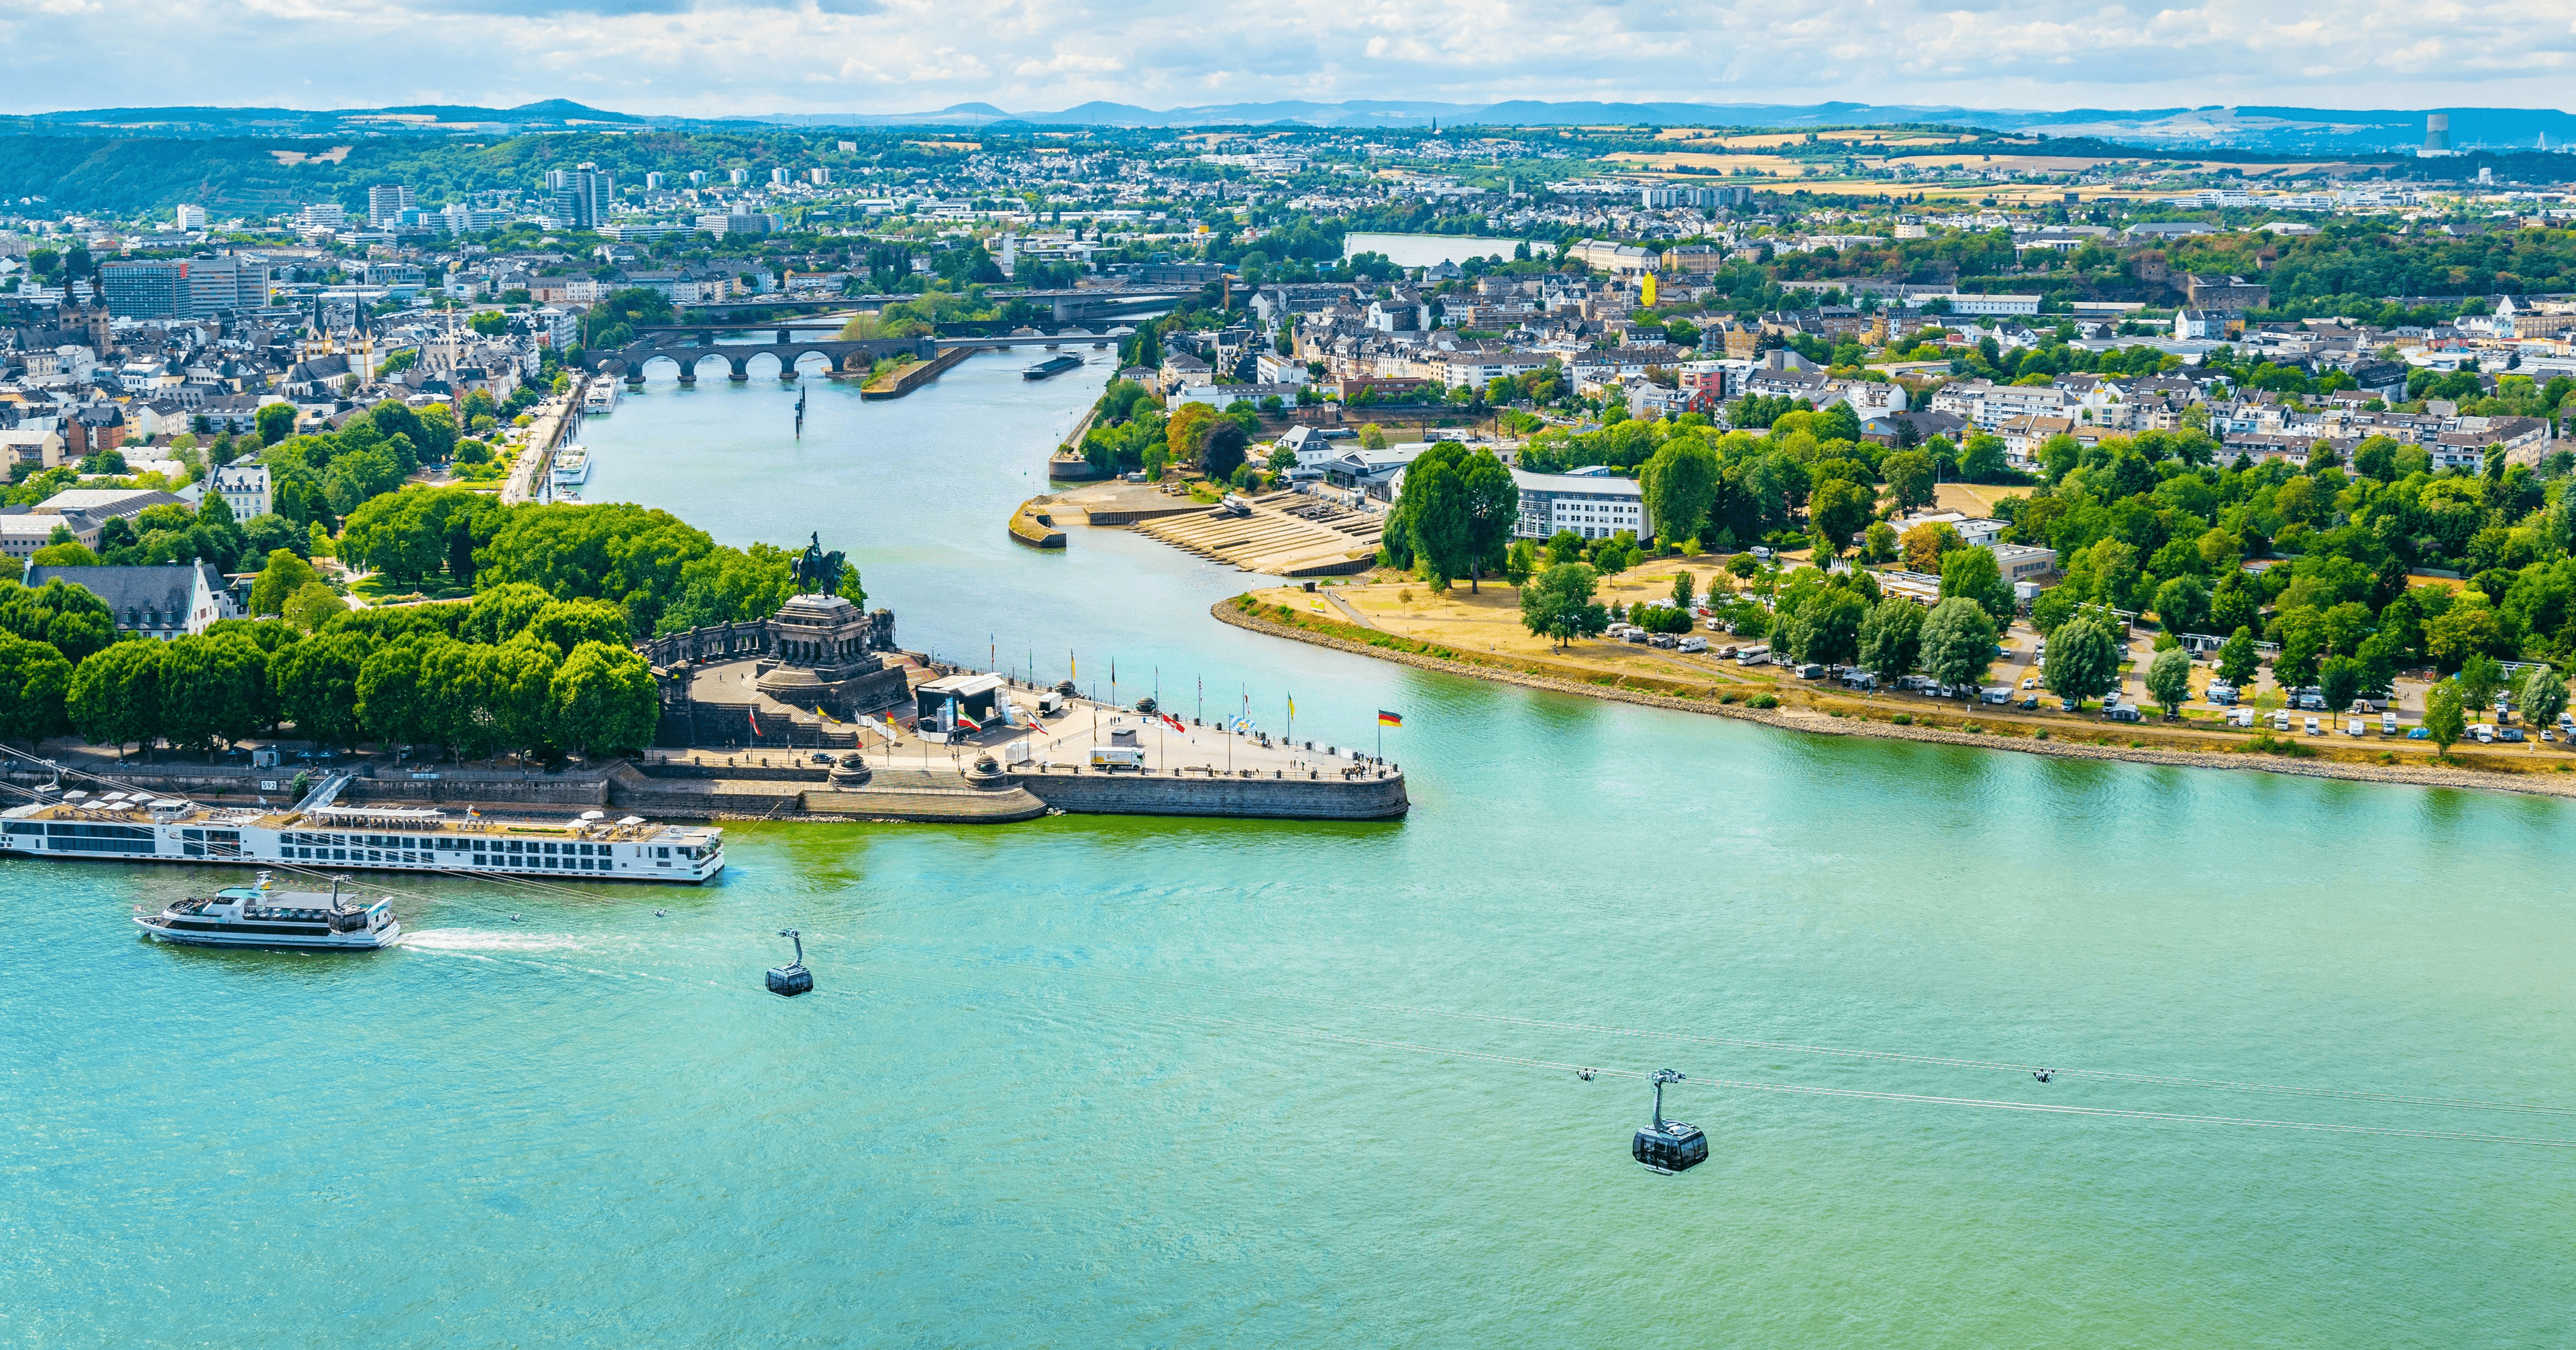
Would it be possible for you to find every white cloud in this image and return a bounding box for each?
[3,0,2573,116]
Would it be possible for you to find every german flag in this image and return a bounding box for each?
[1377,710,1403,727]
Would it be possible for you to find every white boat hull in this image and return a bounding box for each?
[136,915,403,950]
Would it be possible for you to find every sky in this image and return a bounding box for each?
[3,0,2573,117]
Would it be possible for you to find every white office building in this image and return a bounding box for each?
[1511,469,1652,542]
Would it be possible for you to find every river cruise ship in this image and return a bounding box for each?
[551,443,591,490]
[2,783,723,884]
[583,380,619,412]
[136,874,400,950]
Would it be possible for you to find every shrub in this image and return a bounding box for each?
[1891,713,1913,726]
[1747,693,1779,709]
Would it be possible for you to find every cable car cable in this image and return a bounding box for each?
[874,949,2576,1120]
[865,968,2576,1151]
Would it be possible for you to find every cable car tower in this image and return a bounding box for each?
[1633,1069,1708,1174]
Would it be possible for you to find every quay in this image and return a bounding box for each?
[861,346,972,399]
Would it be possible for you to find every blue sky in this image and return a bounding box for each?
[3,0,2571,116]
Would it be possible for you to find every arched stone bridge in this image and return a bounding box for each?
[586,336,934,384]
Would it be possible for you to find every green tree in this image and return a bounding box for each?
[523,598,633,655]
[1938,546,2015,622]
[158,632,268,757]
[1519,562,1606,649]
[273,631,369,749]
[2517,664,2569,728]
[1858,596,1925,683]
[256,402,297,447]
[1881,450,1936,512]
[248,548,321,616]
[2423,679,2466,755]
[0,632,74,747]
[2043,614,2122,705]
[68,639,165,759]
[2145,646,2192,716]
[1503,539,1538,587]
[1918,596,1998,693]
[1397,450,1474,592]
[1640,437,1721,547]
[1459,451,1520,592]
[284,581,347,632]
[0,579,117,664]
[2153,573,2212,636]
[2318,654,2365,713]
[1782,586,1867,666]
[2457,653,2504,714]
[1671,570,1695,611]
[1900,521,1964,573]
[549,640,659,758]
[358,638,441,759]
[1807,477,1876,558]
[2216,626,2261,688]
[485,641,560,763]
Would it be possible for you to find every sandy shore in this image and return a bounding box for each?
[1213,599,2576,801]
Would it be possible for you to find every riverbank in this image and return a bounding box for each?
[1214,595,2576,801]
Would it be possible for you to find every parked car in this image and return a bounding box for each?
[2020,676,2039,690]
[2297,692,2326,712]
[1750,546,1774,561]
[2407,726,2432,739]
[2019,695,2041,710]
[2063,697,2081,713]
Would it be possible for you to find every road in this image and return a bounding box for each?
[502,388,576,506]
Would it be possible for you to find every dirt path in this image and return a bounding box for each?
[1212,600,2576,802]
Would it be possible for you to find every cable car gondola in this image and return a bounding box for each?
[1633,1069,1707,1174]
[767,928,813,997]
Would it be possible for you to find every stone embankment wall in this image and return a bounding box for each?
[1018,766,1408,820]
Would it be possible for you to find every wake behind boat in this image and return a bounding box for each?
[136,873,400,950]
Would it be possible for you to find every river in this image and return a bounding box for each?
[10,359,2574,1347]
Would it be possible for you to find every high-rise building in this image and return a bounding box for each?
[185,253,269,315]
[545,164,615,229]
[690,170,708,186]
[99,260,191,319]
[2425,113,2452,155]
[174,204,207,231]
[645,172,667,190]
[98,256,265,319]
[808,167,831,186]
[368,183,416,227]
[729,168,749,185]
[770,167,792,186]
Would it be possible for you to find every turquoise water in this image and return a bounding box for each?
[11,366,2576,1347]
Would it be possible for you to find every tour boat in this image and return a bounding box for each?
[582,381,619,412]
[3,782,723,884]
[136,873,400,950]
